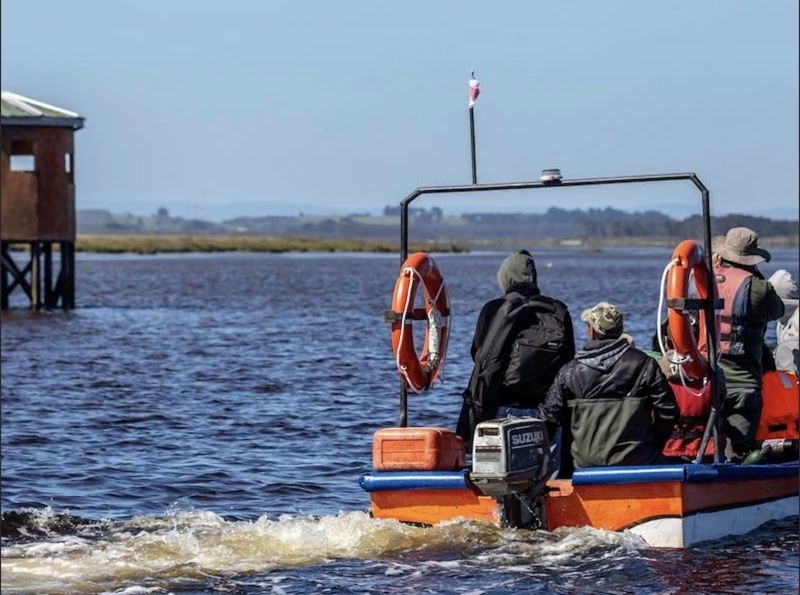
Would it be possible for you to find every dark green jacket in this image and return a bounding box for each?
[539,337,678,469]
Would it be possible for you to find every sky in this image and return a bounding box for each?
[2,1,798,221]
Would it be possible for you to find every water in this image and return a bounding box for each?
[2,247,798,595]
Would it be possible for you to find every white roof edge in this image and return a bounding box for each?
[1,90,81,118]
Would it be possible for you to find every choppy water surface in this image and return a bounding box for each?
[2,247,798,594]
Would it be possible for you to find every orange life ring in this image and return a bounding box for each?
[666,240,720,382]
[390,252,450,393]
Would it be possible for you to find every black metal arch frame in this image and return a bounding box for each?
[395,172,724,463]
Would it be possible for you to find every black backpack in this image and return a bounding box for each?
[456,291,574,447]
[501,293,574,402]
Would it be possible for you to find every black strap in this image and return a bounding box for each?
[671,428,705,440]
[679,415,707,424]
[767,423,789,432]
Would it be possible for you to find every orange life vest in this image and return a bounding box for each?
[714,265,753,356]
[756,370,799,441]
[662,381,717,459]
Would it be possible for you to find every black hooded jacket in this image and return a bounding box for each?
[455,280,575,445]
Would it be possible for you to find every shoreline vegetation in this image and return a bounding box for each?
[6,234,796,255]
[72,235,469,255]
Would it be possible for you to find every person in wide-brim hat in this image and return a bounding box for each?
[711,226,771,266]
[711,225,784,463]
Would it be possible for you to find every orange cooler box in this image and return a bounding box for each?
[372,427,466,471]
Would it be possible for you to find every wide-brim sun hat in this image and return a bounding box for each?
[711,227,771,266]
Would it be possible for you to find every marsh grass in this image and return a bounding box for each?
[7,234,793,256]
[74,235,468,255]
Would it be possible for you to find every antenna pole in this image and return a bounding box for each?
[469,108,477,184]
[468,70,480,184]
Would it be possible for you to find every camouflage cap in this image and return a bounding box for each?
[581,301,623,336]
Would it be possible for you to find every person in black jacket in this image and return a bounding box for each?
[539,301,678,474]
[456,250,575,473]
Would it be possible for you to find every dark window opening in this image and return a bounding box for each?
[10,140,36,172]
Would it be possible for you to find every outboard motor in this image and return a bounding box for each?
[469,418,552,528]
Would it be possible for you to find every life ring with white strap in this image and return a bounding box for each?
[663,239,720,383]
[390,252,450,393]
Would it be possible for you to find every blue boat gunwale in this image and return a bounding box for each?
[359,470,469,492]
[360,462,800,492]
[572,461,800,485]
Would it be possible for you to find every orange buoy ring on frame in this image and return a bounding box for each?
[390,252,450,393]
[666,239,720,382]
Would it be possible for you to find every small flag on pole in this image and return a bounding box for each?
[468,70,480,108]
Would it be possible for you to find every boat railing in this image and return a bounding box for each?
[394,172,725,463]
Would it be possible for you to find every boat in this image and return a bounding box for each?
[359,169,799,548]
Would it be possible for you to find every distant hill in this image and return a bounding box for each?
[77,208,224,234]
[77,206,799,245]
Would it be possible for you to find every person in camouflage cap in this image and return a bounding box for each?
[538,301,678,473]
[580,301,623,337]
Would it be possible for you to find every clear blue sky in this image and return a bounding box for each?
[2,1,798,221]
